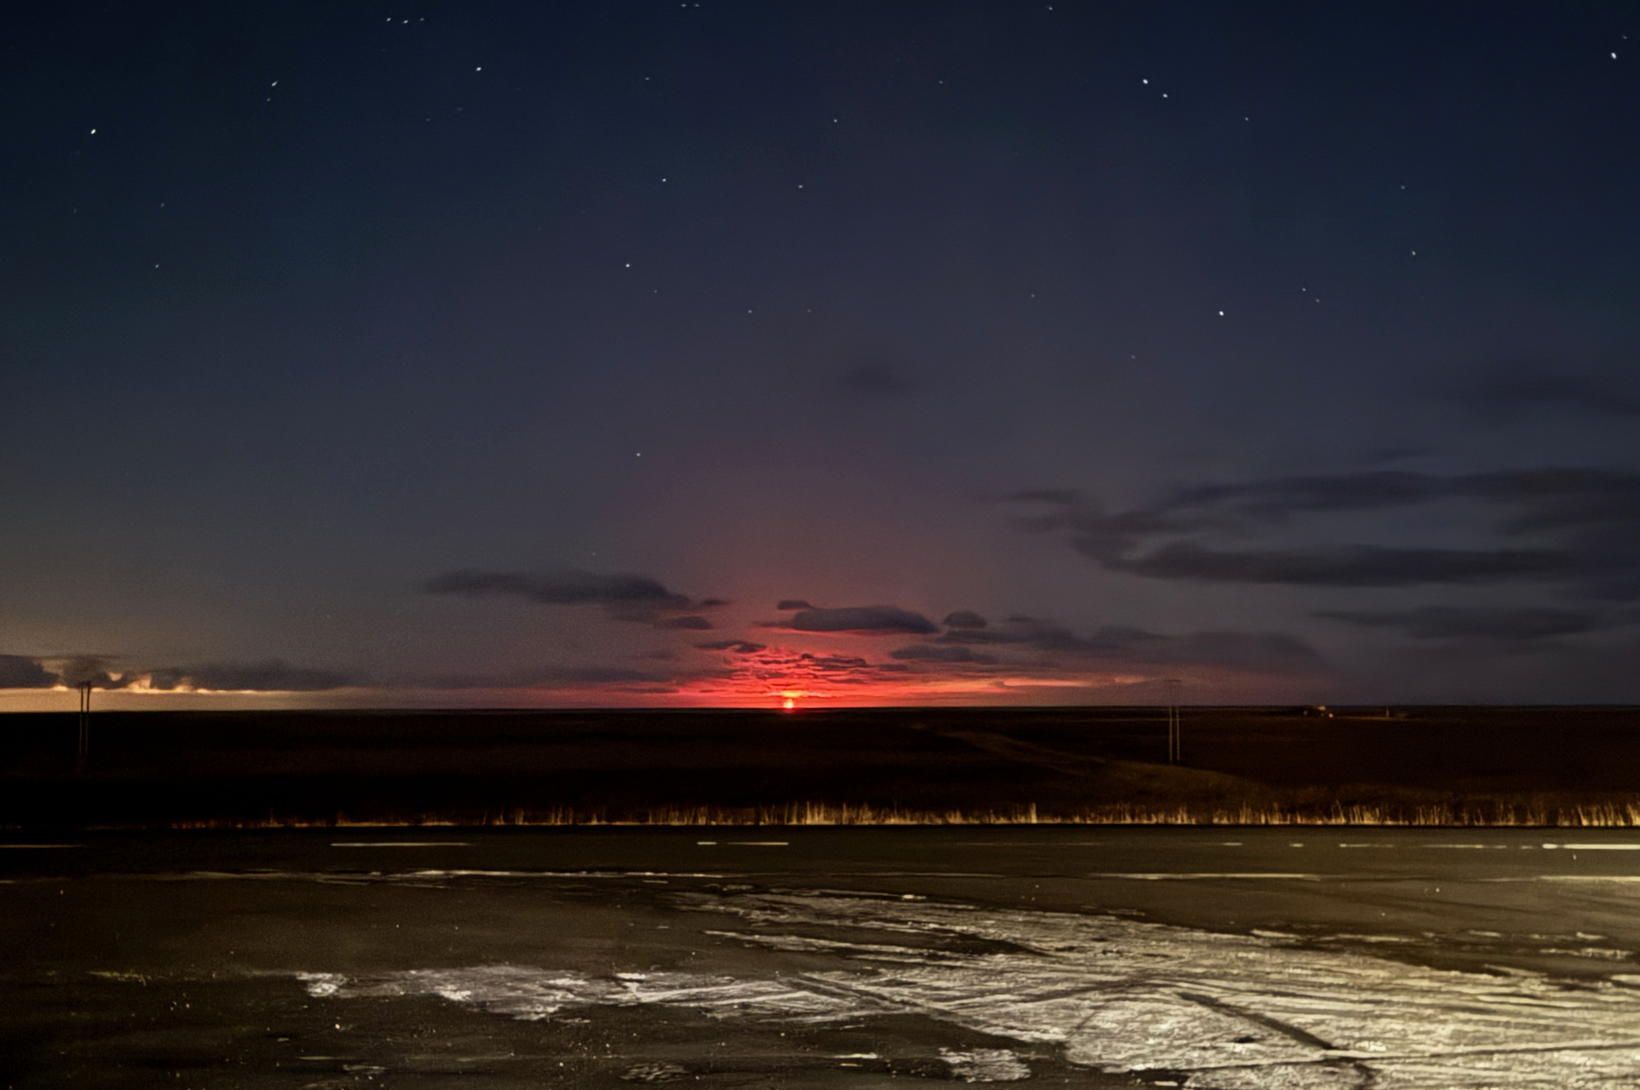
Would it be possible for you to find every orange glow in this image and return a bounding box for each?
[782,697,796,711]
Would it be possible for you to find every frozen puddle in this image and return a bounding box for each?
[300,890,1640,1088]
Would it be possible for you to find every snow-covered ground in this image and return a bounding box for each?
[301,886,1640,1087]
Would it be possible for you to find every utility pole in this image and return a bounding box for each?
[1166,705,1182,764]
[76,682,92,774]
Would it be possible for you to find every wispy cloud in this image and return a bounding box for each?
[1457,369,1640,421]
[422,568,722,627]
[1315,605,1633,642]
[1006,467,1640,593]
[145,660,358,692]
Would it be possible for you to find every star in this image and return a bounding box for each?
[1217,309,1225,317]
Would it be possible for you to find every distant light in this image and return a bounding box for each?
[782,697,796,712]
[1217,309,1225,317]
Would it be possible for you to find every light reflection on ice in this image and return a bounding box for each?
[300,890,1640,1088]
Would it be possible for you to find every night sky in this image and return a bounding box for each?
[5,2,1640,709]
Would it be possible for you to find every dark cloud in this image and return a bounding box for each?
[889,643,998,664]
[696,640,767,654]
[0,655,56,689]
[942,610,988,629]
[775,599,814,611]
[1315,605,1625,641]
[422,568,723,623]
[700,645,919,690]
[652,615,713,631]
[770,605,939,635]
[424,568,691,608]
[1009,467,1640,591]
[838,361,913,397]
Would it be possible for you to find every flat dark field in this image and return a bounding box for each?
[3,706,1639,827]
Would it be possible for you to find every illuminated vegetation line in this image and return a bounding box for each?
[155,800,1640,829]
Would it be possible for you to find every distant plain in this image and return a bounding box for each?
[4,706,1638,827]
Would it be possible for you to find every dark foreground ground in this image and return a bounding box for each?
[2,706,1639,826]
[4,828,1640,1088]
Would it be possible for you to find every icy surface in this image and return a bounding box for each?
[301,889,1640,1088]
[939,1047,1031,1082]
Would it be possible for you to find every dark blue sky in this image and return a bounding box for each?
[5,2,1640,707]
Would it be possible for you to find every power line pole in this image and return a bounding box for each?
[1165,704,1182,764]
[76,682,92,774]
